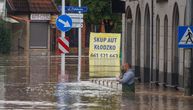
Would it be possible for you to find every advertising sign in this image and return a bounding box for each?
[89,32,121,77]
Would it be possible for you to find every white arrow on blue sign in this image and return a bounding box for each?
[56,15,72,32]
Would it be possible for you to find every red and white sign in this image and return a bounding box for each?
[57,37,69,54]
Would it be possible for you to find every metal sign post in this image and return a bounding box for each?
[61,0,65,81]
[56,0,72,82]
[78,0,82,82]
[58,0,82,82]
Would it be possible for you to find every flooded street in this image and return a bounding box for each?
[0,55,193,110]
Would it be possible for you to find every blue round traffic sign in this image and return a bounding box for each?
[56,15,72,32]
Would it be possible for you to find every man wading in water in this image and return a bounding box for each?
[117,63,135,93]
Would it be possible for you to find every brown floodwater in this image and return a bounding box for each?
[0,55,193,110]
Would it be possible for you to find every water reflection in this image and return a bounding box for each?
[56,82,69,110]
[29,56,50,85]
[55,81,121,110]
[0,55,193,109]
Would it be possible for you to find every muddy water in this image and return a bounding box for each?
[0,55,193,110]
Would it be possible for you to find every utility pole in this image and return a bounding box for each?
[184,0,192,96]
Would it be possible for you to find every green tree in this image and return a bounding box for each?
[0,20,11,54]
[55,0,122,33]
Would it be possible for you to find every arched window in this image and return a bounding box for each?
[155,15,160,82]
[172,3,179,85]
[144,4,151,82]
[125,6,133,64]
[164,15,168,84]
[135,5,141,79]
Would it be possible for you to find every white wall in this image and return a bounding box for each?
[124,0,186,85]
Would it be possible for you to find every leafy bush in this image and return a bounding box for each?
[0,20,11,54]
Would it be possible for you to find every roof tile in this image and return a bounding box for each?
[7,0,58,13]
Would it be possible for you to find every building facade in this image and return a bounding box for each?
[123,0,187,88]
[5,0,59,56]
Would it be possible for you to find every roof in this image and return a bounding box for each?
[28,0,58,13]
[7,0,58,13]
[7,0,29,12]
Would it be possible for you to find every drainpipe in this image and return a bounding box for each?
[184,0,192,96]
[150,0,154,83]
